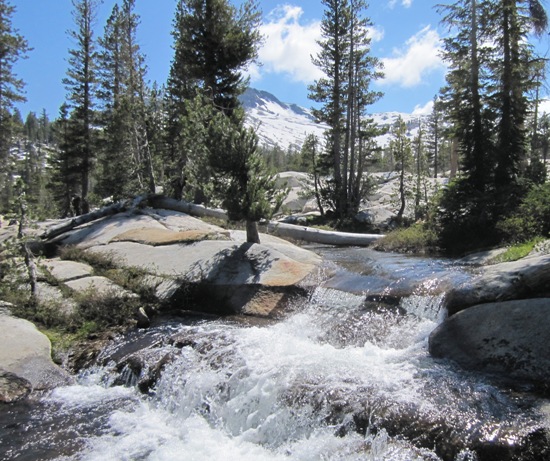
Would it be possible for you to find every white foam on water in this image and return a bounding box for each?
[51,302,444,461]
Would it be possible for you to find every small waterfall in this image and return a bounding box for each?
[2,249,550,461]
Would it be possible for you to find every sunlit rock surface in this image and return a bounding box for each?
[0,310,72,399]
[44,208,322,317]
[430,298,550,388]
[445,253,550,315]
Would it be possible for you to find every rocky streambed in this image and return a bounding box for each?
[2,201,550,460]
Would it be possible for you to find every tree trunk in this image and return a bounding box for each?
[450,138,459,178]
[397,162,406,222]
[246,219,260,244]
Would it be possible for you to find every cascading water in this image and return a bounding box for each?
[1,248,550,461]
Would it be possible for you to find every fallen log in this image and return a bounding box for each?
[147,196,228,221]
[41,199,134,241]
[266,221,384,246]
[151,197,384,246]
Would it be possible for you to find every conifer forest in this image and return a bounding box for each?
[1,0,550,253]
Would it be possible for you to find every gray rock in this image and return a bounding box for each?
[41,259,93,281]
[57,211,166,249]
[86,235,320,316]
[0,312,72,391]
[445,253,550,315]
[35,282,78,316]
[140,208,223,234]
[458,248,509,266]
[429,298,550,386]
[65,275,135,298]
[40,208,322,317]
[0,370,32,403]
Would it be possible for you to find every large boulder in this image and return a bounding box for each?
[429,298,550,388]
[445,253,550,315]
[0,311,72,399]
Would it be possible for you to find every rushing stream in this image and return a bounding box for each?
[2,247,550,460]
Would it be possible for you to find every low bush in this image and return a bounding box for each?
[497,183,550,243]
[72,289,141,331]
[59,246,118,272]
[373,222,438,254]
[487,238,544,264]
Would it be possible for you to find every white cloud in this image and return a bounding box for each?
[412,99,434,116]
[367,26,385,43]
[380,26,445,88]
[388,0,413,8]
[251,5,323,84]
[539,98,550,115]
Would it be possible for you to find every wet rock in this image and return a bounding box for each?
[445,253,550,315]
[429,298,550,388]
[0,312,72,392]
[136,307,150,328]
[0,370,32,403]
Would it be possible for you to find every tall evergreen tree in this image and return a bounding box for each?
[48,104,82,217]
[439,0,493,193]
[490,0,548,207]
[164,0,261,200]
[63,0,101,214]
[389,117,413,223]
[301,133,325,216]
[436,0,548,252]
[0,0,30,212]
[426,96,445,178]
[309,0,383,219]
[97,0,156,201]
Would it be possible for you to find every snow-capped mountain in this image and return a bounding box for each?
[241,88,326,151]
[241,88,427,151]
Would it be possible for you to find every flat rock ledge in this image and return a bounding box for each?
[430,298,550,390]
[41,207,322,318]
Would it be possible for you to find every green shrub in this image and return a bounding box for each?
[433,178,500,254]
[72,289,141,331]
[59,246,118,272]
[374,222,438,254]
[497,183,550,243]
[488,238,544,264]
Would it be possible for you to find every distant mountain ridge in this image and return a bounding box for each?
[240,87,426,151]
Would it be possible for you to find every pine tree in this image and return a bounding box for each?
[97,0,157,201]
[389,117,413,224]
[301,134,325,216]
[439,0,493,194]
[490,0,548,207]
[63,0,101,214]
[208,113,285,244]
[164,0,261,200]
[426,96,445,178]
[0,0,30,212]
[24,112,39,142]
[48,104,81,217]
[309,0,382,219]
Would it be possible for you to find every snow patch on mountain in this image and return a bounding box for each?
[241,88,326,151]
[241,88,426,151]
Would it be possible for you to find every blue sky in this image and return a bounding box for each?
[12,0,550,119]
